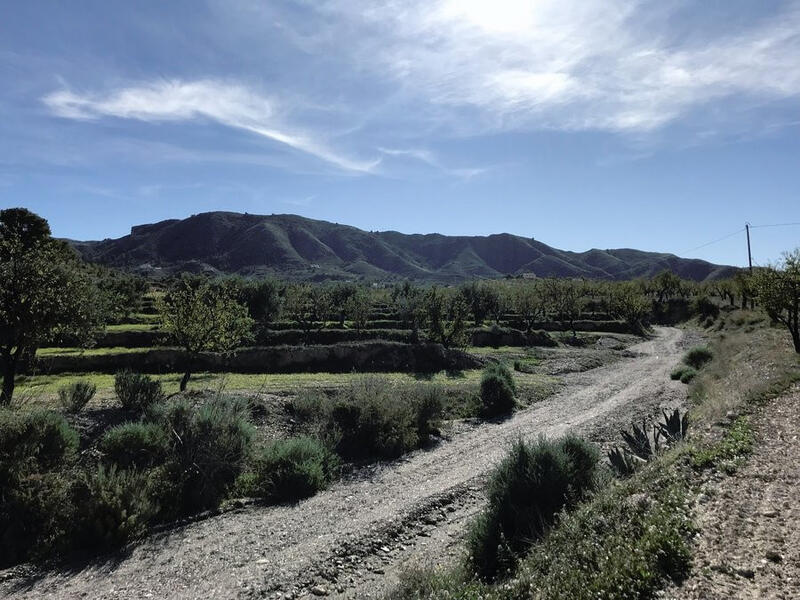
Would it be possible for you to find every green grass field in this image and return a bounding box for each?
[13,368,559,408]
[35,346,155,357]
[105,323,160,332]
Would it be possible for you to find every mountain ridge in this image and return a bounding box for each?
[72,211,738,282]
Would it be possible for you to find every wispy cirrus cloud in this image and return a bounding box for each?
[378,147,486,179]
[43,79,380,173]
[310,0,800,136]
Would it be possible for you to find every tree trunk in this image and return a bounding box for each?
[180,370,192,392]
[0,356,15,406]
[792,328,800,354]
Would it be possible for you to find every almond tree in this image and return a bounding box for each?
[0,208,98,404]
[159,277,254,391]
[754,249,800,353]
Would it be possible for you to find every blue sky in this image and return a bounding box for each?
[1,0,799,267]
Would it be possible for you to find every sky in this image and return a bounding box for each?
[1,0,799,268]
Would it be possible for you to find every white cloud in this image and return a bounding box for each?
[378,147,486,179]
[314,0,800,135]
[43,79,379,173]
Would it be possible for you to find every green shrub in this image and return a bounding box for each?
[57,380,97,413]
[671,364,697,384]
[240,437,338,502]
[479,370,516,417]
[410,385,444,442]
[100,422,170,470]
[679,367,697,383]
[683,345,713,369]
[0,471,75,567]
[0,410,78,483]
[147,396,254,514]
[483,362,516,394]
[72,465,159,551]
[511,475,694,599]
[331,385,417,459]
[114,370,164,413]
[467,437,599,580]
[296,378,441,461]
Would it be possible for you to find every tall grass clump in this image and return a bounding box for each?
[479,362,516,417]
[57,380,97,413]
[114,370,164,413]
[467,436,599,580]
[238,436,338,502]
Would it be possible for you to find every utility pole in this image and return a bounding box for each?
[745,222,753,273]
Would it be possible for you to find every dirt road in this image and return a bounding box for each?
[1,327,687,600]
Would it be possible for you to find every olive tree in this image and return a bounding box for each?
[159,277,254,391]
[0,208,98,404]
[753,249,800,353]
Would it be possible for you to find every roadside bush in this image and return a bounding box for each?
[147,396,254,514]
[72,465,159,551]
[670,364,698,384]
[0,410,78,483]
[330,381,418,460]
[483,362,516,394]
[240,437,338,502]
[467,436,600,580]
[100,422,170,470]
[683,346,713,370]
[57,380,97,413]
[295,378,442,461]
[0,471,76,567]
[511,474,693,599]
[114,370,164,413]
[411,385,444,442]
[479,363,516,417]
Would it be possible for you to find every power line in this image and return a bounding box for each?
[680,227,745,254]
[749,221,800,229]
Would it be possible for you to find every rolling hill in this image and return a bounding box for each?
[72,211,738,282]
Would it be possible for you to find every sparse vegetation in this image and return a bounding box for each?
[57,380,97,413]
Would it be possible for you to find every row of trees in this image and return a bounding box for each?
[3,207,800,404]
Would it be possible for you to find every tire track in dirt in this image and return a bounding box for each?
[1,327,686,600]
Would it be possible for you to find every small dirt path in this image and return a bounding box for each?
[663,386,800,600]
[1,327,687,600]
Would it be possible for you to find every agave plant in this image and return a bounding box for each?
[607,446,642,477]
[657,408,689,443]
[620,420,662,460]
